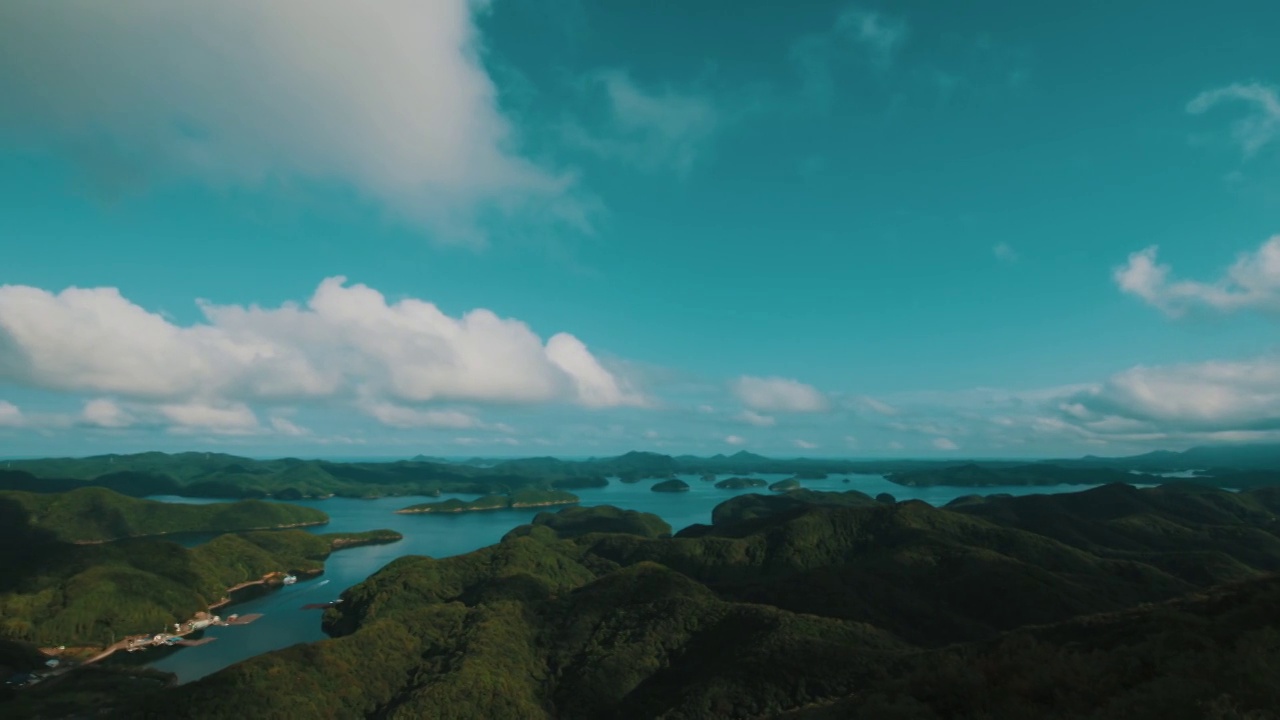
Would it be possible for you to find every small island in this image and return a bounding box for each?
[714,477,768,490]
[651,479,691,493]
[768,478,801,492]
[396,489,579,514]
[322,529,404,550]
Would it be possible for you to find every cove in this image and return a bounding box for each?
[139,474,1148,682]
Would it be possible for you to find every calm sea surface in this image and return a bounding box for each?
[140,474,1150,682]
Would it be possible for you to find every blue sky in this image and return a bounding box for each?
[2,0,1279,458]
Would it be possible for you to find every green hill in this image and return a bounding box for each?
[396,489,579,514]
[0,489,397,649]
[132,483,1280,719]
[0,487,328,543]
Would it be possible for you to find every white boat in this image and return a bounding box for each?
[282,574,298,585]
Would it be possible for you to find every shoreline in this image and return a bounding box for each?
[71,519,330,545]
[395,500,579,515]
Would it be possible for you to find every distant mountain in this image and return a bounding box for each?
[1061,443,1280,472]
[408,454,450,463]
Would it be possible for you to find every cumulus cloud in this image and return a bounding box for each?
[724,434,746,446]
[1187,82,1280,157]
[932,437,959,451]
[1061,357,1280,436]
[0,0,586,243]
[564,70,719,175]
[362,403,481,430]
[736,410,777,427]
[794,439,818,450]
[733,376,829,413]
[0,401,23,428]
[159,402,259,434]
[0,278,646,433]
[270,416,309,437]
[81,399,133,429]
[1114,238,1280,316]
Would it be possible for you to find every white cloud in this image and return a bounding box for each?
[0,278,646,417]
[159,401,258,434]
[724,434,746,446]
[1115,238,1280,316]
[81,399,133,428]
[932,437,959,451]
[270,416,309,437]
[643,429,660,440]
[363,403,480,430]
[564,70,718,175]
[0,0,587,243]
[733,376,829,413]
[792,5,907,103]
[887,441,904,450]
[993,243,1018,263]
[855,396,898,416]
[1062,357,1280,435]
[736,410,777,427]
[794,439,818,450]
[1188,82,1280,157]
[0,401,23,428]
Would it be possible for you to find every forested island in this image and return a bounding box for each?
[0,487,327,543]
[714,476,768,489]
[5,444,1280,503]
[91,481,1280,719]
[395,489,579,514]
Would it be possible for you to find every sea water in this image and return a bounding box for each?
[141,474,1148,682]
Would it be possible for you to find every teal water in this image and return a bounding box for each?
[141,474,1145,682]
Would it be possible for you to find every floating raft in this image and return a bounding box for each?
[175,637,216,647]
[223,613,263,626]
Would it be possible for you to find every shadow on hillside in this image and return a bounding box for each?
[0,496,63,592]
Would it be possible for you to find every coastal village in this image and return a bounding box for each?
[3,573,296,690]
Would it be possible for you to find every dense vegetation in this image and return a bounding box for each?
[887,463,1147,487]
[0,487,327,543]
[714,476,768,489]
[7,444,1280,503]
[129,481,1280,719]
[396,489,579,514]
[651,479,690,492]
[769,478,802,492]
[322,529,404,550]
[502,506,672,541]
[0,490,398,649]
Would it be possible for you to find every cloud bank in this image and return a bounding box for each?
[0,0,585,242]
[0,278,645,434]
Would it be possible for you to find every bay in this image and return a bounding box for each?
[140,474,1149,682]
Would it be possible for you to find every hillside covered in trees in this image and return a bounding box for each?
[0,487,328,543]
[0,490,400,650]
[122,482,1280,719]
[8,445,1280,502]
